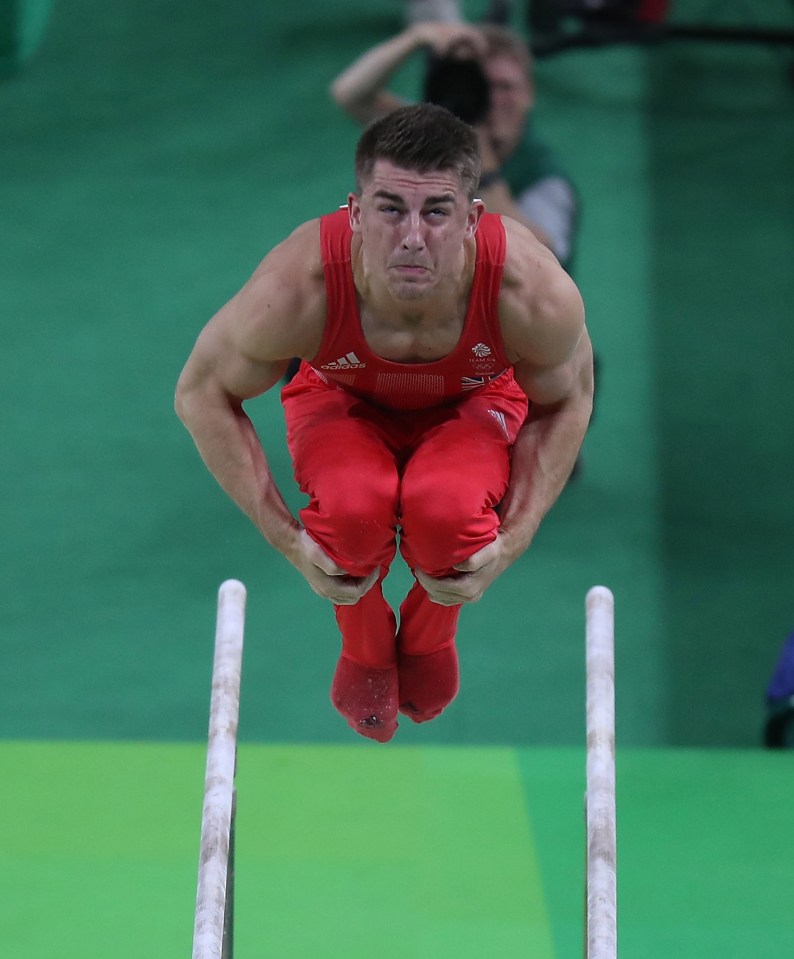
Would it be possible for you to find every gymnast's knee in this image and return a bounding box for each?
[399,482,496,573]
[302,470,400,568]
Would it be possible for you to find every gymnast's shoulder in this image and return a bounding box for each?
[234,219,327,362]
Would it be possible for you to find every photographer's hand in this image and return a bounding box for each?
[331,22,490,126]
[411,22,489,58]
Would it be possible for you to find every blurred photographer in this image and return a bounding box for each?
[330,21,579,272]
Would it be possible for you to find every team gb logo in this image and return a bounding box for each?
[472,343,492,358]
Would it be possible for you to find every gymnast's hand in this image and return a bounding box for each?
[289,529,379,606]
[414,537,509,607]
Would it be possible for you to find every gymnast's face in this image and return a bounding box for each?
[349,160,483,302]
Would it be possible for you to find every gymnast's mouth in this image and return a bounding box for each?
[390,264,431,277]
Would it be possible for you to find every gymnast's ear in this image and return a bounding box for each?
[466,200,485,237]
[348,193,362,232]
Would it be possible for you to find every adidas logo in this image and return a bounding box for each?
[321,351,366,371]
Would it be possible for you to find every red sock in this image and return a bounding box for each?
[397,580,461,722]
[397,646,459,723]
[331,570,399,742]
[331,656,398,742]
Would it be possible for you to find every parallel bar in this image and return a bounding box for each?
[192,579,247,959]
[585,586,617,959]
[221,789,236,959]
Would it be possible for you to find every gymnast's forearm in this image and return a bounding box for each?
[498,393,591,558]
[330,29,420,120]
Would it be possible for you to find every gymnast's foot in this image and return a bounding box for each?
[398,644,459,723]
[331,655,399,743]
